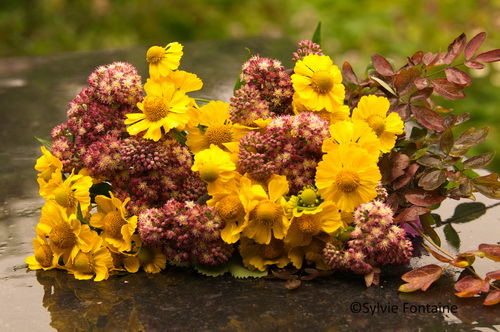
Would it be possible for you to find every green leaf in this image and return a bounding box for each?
[229,261,268,279]
[233,47,252,92]
[171,129,187,146]
[420,213,441,246]
[311,21,322,46]
[194,263,230,277]
[35,137,52,151]
[444,223,461,249]
[370,76,397,96]
[446,202,486,224]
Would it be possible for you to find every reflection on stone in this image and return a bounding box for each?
[34,264,500,331]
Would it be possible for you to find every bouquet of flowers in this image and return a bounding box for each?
[27,25,500,304]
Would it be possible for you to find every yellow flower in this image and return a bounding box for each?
[239,236,290,271]
[137,245,167,274]
[66,234,114,281]
[25,236,57,270]
[240,174,290,245]
[322,120,381,154]
[146,42,183,79]
[36,201,95,263]
[315,144,381,212]
[284,201,343,247]
[35,146,63,196]
[90,193,138,253]
[293,93,350,124]
[291,54,345,112]
[191,144,236,194]
[288,237,331,270]
[42,170,93,216]
[186,100,251,154]
[207,179,246,244]
[125,79,191,141]
[351,95,404,153]
[163,70,203,93]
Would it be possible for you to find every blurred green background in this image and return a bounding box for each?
[2,0,500,171]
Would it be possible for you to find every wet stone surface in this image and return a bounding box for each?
[0,38,499,331]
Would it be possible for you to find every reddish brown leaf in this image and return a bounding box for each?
[440,129,454,155]
[421,243,451,263]
[342,61,359,84]
[431,78,466,100]
[465,32,486,60]
[388,152,411,182]
[443,33,467,65]
[394,66,421,95]
[372,53,394,76]
[407,51,423,66]
[394,205,430,223]
[416,154,442,167]
[394,103,411,121]
[463,152,496,169]
[476,49,500,63]
[464,61,485,69]
[478,244,500,262]
[285,276,302,290]
[399,264,444,292]
[418,168,447,190]
[485,270,500,280]
[410,87,433,103]
[412,106,446,131]
[452,127,489,154]
[483,290,500,306]
[454,276,484,297]
[471,175,500,200]
[445,67,472,87]
[423,52,446,68]
[405,187,446,207]
[450,253,476,268]
[393,163,420,190]
[414,77,429,90]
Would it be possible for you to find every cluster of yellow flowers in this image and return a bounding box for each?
[27,147,167,280]
[122,43,405,272]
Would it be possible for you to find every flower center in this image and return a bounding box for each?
[296,214,322,235]
[299,188,318,206]
[103,211,127,238]
[138,246,154,265]
[311,70,334,93]
[258,237,284,259]
[146,46,165,64]
[336,170,361,193]
[199,162,219,183]
[253,200,280,226]
[53,185,75,208]
[143,95,169,122]
[34,243,53,267]
[204,125,233,147]
[217,194,245,222]
[366,114,386,136]
[49,222,76,250]
[73,251,94,274]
